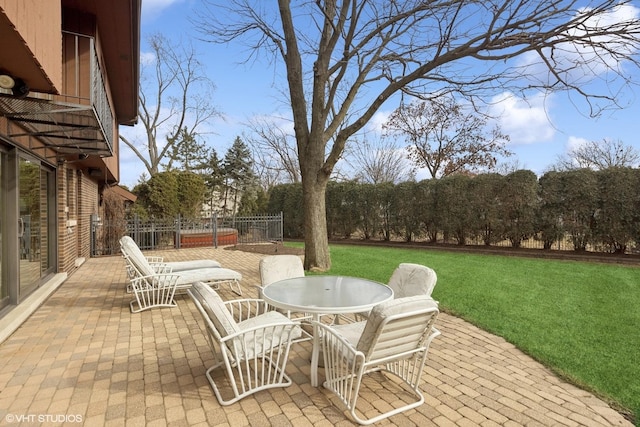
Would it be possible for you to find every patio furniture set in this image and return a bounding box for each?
[120,238,440,425]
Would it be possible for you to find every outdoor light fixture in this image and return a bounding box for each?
[0,73,29,98]
[0,73,16,89]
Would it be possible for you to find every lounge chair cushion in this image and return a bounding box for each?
[174,268,242,286]
[120,236,156,277]
[161,259,221,271]
[121,235,222,271]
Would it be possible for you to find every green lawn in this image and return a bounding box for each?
[293,243,640,423]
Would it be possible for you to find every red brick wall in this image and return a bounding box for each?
[57,165,98,274]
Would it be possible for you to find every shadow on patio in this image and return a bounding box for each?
[0,247,631,426]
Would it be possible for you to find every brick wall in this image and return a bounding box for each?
[57,164,98,274]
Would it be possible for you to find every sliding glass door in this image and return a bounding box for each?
[18,156,55,298]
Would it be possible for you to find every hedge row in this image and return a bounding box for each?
[267,168,640,254]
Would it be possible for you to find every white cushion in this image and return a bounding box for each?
[388,263,437,298]
[120,236,155,277]
[238,310,302,341]
[234,308,301,359]
[175,268,242,286]
[357,295,438,352]
[191,282,239,338]
[331,321,366,349]
[259,255,305,286]
[163,259,221,271]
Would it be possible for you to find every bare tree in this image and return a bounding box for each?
[243,116,301,189]
[196,1,640,270]
[347,135,414,184]
[120,34,221,177]
[553,138,640,170]
[385,98,512,178]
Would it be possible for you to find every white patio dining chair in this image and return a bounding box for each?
[258,254,305,315]
[258,255,315,338]
[356,263,437,320]
[120,236,243,300]
[259,254,305,287]
[188,282,301,405]
[388,262,437,298]
[313,295,440,425]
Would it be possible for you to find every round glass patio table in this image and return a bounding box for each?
[261,275,393,386]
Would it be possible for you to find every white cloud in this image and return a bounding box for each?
[140,52,156,66]
[489,92,555,145]
[517,4,640,84]
[566,135,590,153]
[366,110,391,134]
[142,0,186,21]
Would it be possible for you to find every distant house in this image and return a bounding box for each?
[0,1,141,341]
[109,185,138,209]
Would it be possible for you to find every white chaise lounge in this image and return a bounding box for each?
[120,236,243,312]
[120,236,222,271]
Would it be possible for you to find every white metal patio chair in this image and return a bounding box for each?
[120,235,243,297]
[258,254,305,312]
[356,263,438,320]
[313,295,440,425]
[388,262,437,298]
[188,282,301,405]
[259,254,305,287]
[258,255,315,339]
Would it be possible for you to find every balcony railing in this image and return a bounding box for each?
[0,31,115,158]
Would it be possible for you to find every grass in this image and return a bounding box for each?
[290,242,640,423]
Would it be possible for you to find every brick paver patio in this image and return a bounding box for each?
[0,247,631,426]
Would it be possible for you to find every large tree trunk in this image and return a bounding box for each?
[302,176,331,271]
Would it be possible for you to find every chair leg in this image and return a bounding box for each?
[209,279,243,296]
[205,355,293,406]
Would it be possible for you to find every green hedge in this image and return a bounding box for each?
[268,168,640,253]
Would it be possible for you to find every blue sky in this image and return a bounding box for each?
[118,0,640,188]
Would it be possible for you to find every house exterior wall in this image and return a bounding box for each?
[0,0,62,91]
[56,165,99,274]
[0,0,139,338]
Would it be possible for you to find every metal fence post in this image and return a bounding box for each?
[176,214,181,249]
[133,214,139,246]
[90,214,96,257]
[213,213,218,249]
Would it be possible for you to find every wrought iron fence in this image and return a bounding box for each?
[90,212,283,256]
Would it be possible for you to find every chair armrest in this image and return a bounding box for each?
[149,262,173,273]
[224,298,269,322]
[311,321,365,374]
[130,273,179,291]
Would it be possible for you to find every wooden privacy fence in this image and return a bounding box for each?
[90,213,283,256]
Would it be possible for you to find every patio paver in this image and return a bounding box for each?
[0,247,632,426]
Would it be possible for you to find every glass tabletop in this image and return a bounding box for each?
[261,275,393,314]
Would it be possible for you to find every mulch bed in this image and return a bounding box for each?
[226,239,640,266]
[225,242,304,256]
